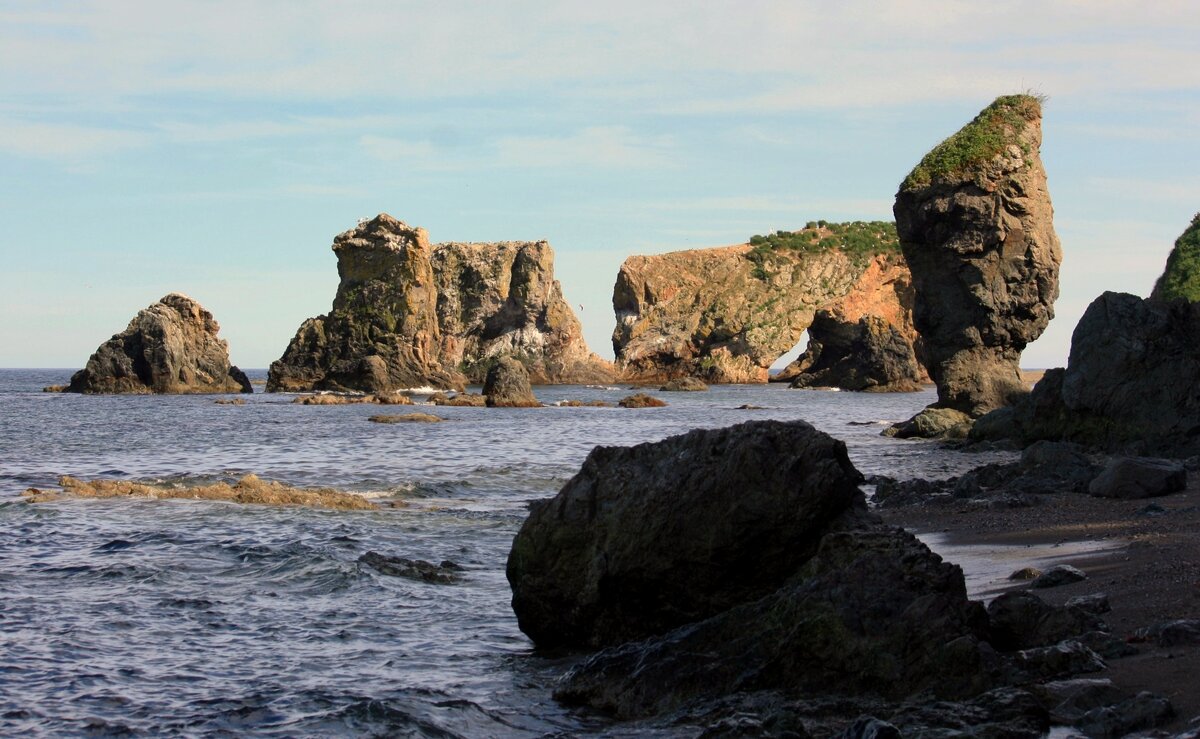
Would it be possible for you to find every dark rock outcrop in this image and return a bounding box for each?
[506,420,865,649]
[987,591,1106,651]
[1151,212,1200,302]
[971,291,1200,456]
[432,240,614,384]
[613,222,922,385]
[554,527,995,718]
[660,376,708,392]
[66,293,251,394]
[268,215,462,392]
[787,313,924,392]
[269,214,608,392]
[358,551,463,584]
[482,356,541,408]
[617,392,666,408]
[1087,457,1187,499]
[892,94,1061,426]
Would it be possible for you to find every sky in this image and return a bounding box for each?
[1,1,1197,370]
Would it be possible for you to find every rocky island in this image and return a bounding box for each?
[65,293,251,394]
[889,94,1062,437]
[268,214,611,392]
[612,221,925,389]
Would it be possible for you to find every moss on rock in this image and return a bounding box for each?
[1151,212,1200,302]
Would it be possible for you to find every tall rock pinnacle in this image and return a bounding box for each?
[894,94,1061,426]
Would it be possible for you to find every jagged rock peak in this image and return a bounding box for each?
[1150,212,1200,302]
[893,94,1061,424]
[67,293,251,395]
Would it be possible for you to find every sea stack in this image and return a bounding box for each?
[268,214,463,392]
[1150,212,1200,302]
[892,94,1061,433]
[66,293,251,394]
[612,221,922,386]
[432,240,614,384]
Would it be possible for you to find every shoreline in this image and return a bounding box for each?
[880,476,1200,730]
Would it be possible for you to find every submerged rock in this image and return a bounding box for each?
[617,392,667,408]
[367,413,443,423]
[358,551,463,584]
[613,223,921,385]
[483,356,541,408]
[66,293,251,395]
[506,420,865,649]
[892,94,1061,429]
[22,474,377,511]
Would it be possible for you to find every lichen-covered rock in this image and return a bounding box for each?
[1150,212,1200,302]
[787,313,924,392]
[432,240,614,384]
[554,527,996,718]
[268,215,463,393]
[482,356,541,408]
[884,406,973,440]
[618,392,666,408]
[971,291,1200,455]
[506,420,865,649]
[893,94,1061,421]
[66,293,251,394]
[612,222,921,384]
[660,376,708,391]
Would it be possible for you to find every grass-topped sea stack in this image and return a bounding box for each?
[1151,213,1200,303]
[890,94,1062,436]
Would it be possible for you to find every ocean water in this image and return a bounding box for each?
[0,369,1012,737]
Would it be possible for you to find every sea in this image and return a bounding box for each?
[0,369,1015,737]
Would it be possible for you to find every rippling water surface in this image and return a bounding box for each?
[0,369,1011,737]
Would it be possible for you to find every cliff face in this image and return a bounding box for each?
[268,214,463,392]
[67,293,251,394]
[612,222,922,385]
[1151,212,1200,302]
[268,215,608,392]
[893,94,1061,419]
[432,241,614,384]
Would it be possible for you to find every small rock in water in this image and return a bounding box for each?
[1008,567,1042,581]
[659,377,708,392]
[618,393,666,408]
[1031,564,1087,589]
[736,404,767,410]
[367,413,444,423]
[358,551,464,584]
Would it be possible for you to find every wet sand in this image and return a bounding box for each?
[882,475,1200,729]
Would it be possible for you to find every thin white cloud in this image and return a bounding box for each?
[358,135,438,162]
[1085,177,1200,204]
[494,126,673,170]
[0,118,144,159]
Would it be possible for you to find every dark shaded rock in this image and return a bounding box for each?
[1032,678,1127,724]
[892,94,1061,429]
[1088,457,1187,499]
[788,313,923,393]
[1031,564,1088,589]
[887,687,1049,739]
[67,293,252,395]
[1076,630,1138,660]
[358,551,463,584]
[837,717,900,739]
[430,392,486,407]
[1065,593,1111,615]
[1009,567,1042,581]
[660,376,709,392]
[1016,640,1106,679]
[482,356,541,408]
[432,240,614,384]
[554,527,995,718]
[1076,691,1174,738]
[506,420,866,650]
[987,591,1106,651]
[973,292,1200,455]
[618,392,667,408]
[268,215,464,393]
[1134,619,1200,647]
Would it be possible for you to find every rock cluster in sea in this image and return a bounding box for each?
[268,214,611,393]
[66,293,251,395]
[612,223,925,389]
[892,94,1062,434]
[505,420,1171,734]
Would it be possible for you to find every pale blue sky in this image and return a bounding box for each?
[2,1,1197,369]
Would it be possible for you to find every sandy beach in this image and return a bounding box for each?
[882,471,1200,730]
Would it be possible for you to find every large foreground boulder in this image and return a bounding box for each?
[892,94,1061,426]
[555,527,995,718]
[972,291,1200,455]
[66,293,251,394]
[506,420,865,649]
